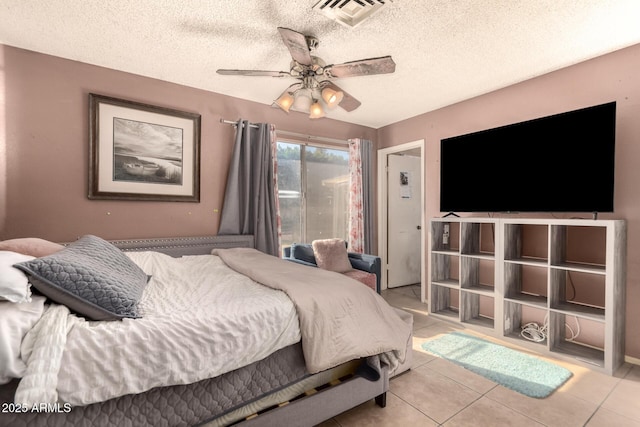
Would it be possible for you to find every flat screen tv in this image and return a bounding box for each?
[439,101,616,213]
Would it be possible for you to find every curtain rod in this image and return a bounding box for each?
[220,118,349,146]
[277,130,349,146]
[219,118,259,129]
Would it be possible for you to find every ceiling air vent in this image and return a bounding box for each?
[313,0,393,28]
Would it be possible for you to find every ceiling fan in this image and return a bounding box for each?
[216,27,396,118]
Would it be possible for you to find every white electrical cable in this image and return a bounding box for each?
[520,314,581,343]
[565,316,581,341]
[521,321,548,342]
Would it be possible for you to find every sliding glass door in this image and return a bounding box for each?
[277,142,349,248]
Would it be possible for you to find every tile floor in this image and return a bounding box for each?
[318,285,640,427]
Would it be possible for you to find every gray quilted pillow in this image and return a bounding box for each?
[14,235,148,321]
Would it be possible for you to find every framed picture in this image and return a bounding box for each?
[88,93,201,202]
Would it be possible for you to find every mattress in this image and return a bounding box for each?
[14,251,301,407]
[0,342,309,426]
[0,344,383,427]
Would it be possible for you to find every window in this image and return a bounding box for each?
[277,141,349,248]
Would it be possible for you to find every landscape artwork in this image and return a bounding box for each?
[113,118,183,186]
[88,93,201,202]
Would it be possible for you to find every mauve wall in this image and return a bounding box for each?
[377,43,640,359]
[2,42,640,359]
[0,45,375,242]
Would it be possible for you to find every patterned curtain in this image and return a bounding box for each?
[348,138,373,254]
[269,125,282,256]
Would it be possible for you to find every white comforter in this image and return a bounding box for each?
[16,252,300,406]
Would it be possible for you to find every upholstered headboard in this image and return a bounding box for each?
[108,235,254,258]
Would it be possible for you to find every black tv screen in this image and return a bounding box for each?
[440,101,616,213]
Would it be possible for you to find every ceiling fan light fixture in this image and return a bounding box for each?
[309,100,325,119]
[275,91,295,112]
[321,87,344,109]
[218,27,396,119]
[293,89,312,111]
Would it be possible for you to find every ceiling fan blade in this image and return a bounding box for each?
[216,69,290,77]
[277,27,313,66]
[324,82,362,112]
[327,56,396,78]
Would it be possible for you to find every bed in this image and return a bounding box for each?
[0,235,413,427]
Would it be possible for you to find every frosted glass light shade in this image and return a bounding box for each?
[275,92,294,112]
[321,87,344,109]
[293,90,312,111]
[309,101,325,119]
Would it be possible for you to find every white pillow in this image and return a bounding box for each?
[0,251,35,303]
[0,296,46,384]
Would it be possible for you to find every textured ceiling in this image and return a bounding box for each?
[1,0,640,129]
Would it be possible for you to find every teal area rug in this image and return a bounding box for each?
[421,332,572,398]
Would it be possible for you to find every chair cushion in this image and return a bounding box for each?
[290,243,317,265]
[312,238,352,273]
[343,269,377,292]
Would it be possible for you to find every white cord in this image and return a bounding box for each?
[565,316,580,341]
[521,321,548,342]
[520,314,580,343]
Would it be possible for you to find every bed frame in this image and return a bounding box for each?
[110,235,389,426]
[1,235,394,427]
[108,234,255,256]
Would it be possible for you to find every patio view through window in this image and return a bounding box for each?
[277,142,349,248]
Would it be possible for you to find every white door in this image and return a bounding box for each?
[387,154,422,288]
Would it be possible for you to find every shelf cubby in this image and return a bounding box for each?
[461,257,495,294]
[549,312,606,369]
[550,224,607,267]
[430,284,459,320]
[504,262,547,308]
[461,292,494,328]
[431,221,460,252]
[461,222,495,257]
[503,301,548,346]
[504,223,549,264]
[549,268,606,321]
[430,253,459,287]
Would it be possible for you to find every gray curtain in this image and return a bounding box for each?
[360,139,374,254]
[218,120,279,256]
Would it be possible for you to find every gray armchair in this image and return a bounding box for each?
[282,243,381,293]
